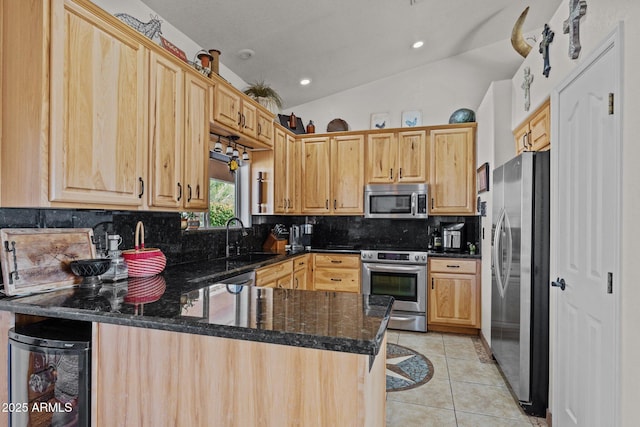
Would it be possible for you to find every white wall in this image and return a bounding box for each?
[90,0,248,91]
[475,79,512,345]
[509,1,640,425]
[287,39,522,132]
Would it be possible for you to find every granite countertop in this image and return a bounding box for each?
[0,252,393,357]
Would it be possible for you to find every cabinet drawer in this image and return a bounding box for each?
[429,258,477,274]
[314,254,360,269]
[314,268,360,293]
[256,260,293,285]
[293,254,311,271]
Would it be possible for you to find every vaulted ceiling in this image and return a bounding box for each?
[140,0,563,108]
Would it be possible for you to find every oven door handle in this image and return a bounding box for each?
[390,316,416,322]
[362,264,425,273]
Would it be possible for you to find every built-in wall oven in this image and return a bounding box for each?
[361,250,428,332]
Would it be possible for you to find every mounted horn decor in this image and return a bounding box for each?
[511,7,533,58]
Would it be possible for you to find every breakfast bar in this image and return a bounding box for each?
[0,256,393,427]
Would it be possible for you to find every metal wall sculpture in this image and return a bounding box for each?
[563,0,588,59]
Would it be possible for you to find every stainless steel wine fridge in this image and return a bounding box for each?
[9,319,91,427]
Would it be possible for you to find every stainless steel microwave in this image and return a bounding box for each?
[364,184,428,219]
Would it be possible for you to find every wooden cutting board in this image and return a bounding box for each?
[0,228,96,296]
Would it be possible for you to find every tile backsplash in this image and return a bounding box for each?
[0,208,481,272]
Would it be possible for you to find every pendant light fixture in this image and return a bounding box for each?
[225,143,233,156]
[214,135,223,152]
[232,144,240,159]
[242,147,250,161]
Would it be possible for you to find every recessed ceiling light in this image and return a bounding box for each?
[412,41,424,49]
[300,78,312,86]
[238,49,254,60]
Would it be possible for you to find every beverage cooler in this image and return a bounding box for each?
[8,319,92,427]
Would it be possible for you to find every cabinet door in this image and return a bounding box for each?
[513,122,530,155]
[300,137,331,213]
[285,135,300,213]
[429,127,475,215]
[49,1,147,206]
[148,52,184,209]
[273,128,288,213]
[397,130,427,182]
[529,101,550,151]
[257,109,274,147]
[331,135,364,214]
[240,101,258,139]
[428,272,478,327]
[214,81,241,130]
[293,268,307,290]
[365,133,397,183]
[183,73,211,210]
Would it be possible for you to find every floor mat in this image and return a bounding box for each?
[386,343,434,392]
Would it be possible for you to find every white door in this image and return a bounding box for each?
[552,28,621,426]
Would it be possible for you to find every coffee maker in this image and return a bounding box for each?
[442,223,465,253]
[301,224,313,250]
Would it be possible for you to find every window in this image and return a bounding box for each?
[183,153,250,229]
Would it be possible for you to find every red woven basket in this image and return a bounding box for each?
[122,221,166,278]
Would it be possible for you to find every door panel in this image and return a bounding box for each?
[553,35,619,427]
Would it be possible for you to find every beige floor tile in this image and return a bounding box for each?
[426,354,449,380]
[455,411,535,427]
[450,381,529,421]
[386,400,457,427]
[387,331,401,344]
[398,333,446,358]
[446,357,504,386]
[443,338,478,360]
[387,377,454,410]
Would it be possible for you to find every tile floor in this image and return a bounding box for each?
[385,330,548,427]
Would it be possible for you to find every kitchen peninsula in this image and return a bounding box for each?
[0,254,392,427]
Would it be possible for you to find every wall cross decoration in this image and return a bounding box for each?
[539,24,555,78]
[563,0,587,59]
[522,67,534,112]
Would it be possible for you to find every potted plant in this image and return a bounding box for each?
[243,80,283,114]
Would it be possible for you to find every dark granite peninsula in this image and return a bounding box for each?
[0,255,392,427]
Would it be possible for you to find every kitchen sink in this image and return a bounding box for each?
[227,252,280,263]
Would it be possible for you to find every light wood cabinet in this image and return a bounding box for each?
[274,127,299,214]
[514,98,550,154]
[211,77,274,149]
[1,0,149,208]
[429,126,476,215]
[300,137,332,213]
[148,53,210,210]
[331,135,365,213]
[293,254,312,290]
[0,0,214,212]
[313,254,361,293]
[428,258,480,329]
[365,130,427,184]
[256,259,293,288]
[300,135,364,214]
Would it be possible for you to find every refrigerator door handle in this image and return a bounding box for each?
[493,208,506,298]
[502,210,513,295]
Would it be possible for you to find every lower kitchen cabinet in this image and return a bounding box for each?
[313,254,361,293]
[293,254,311,290]
[255,259,293,288]
[428,258,480,331]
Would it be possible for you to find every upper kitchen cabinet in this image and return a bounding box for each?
[300,134,365,215]
[331,135,365,214]
[273,126,299,214]
[429,126,476,215]
[148,53,211,210]
[365,130,427,184]
[514,98,550,154]
[2,0,148,208]
[210,77,274,149]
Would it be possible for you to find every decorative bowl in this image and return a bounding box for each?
[69,259,112,288]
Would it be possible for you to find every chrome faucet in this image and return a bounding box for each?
[226,217,248,257]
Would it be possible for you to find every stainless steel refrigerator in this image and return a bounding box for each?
[491,151,549,417]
